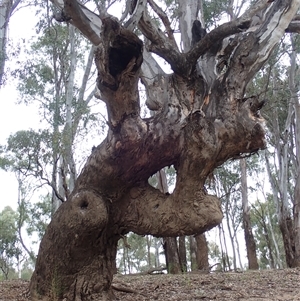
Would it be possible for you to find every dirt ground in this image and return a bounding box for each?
[1,268,300,300]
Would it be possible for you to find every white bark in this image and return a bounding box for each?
[289,35,300,265]
[63,24,77,194]
[176,0,202,52]
[0,0,21,85]
[267,207,283,269]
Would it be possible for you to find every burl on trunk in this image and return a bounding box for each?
[30,0,300,300]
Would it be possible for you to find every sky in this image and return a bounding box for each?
[0,6,39,211]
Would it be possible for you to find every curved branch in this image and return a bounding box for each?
[124,0,147,31]
[138,11,185,75]
[185,19,251,72]
[116,183,222,237]
[225,0,300,99]
[147,0,178,50]
[52,0,102,45]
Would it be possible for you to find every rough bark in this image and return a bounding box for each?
[31,0,300,300]
[240,158,259,270]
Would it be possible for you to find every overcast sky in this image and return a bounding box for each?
[0,5,39,211]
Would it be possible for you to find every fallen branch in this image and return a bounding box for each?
[112,284,147,297]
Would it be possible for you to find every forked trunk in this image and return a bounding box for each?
[31,0,300,299]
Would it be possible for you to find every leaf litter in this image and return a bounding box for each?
[1,268,300,300]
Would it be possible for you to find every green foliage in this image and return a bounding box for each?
[26,194,51,241]
[0,206,23,279]
[251,196,285,269]
[0,129,52,178]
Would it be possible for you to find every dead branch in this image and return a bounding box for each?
[112,284,147,296]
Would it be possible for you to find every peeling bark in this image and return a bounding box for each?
[31,1,300,299]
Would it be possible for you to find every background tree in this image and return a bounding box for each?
[246,34,300,268]
[0,206,23,280]
[240,158,259,269]
[251,196,285,269]
[4,1,105,214]
[0,0,21,86]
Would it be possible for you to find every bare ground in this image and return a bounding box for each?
[1,268,300,300]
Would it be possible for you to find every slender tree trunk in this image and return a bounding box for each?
[267,209,283,268]
[178,236,187,272]
[220,224,231,271]
[218,226,225,271]
[122,243,126,274]
[189,236,197,271]
[63,24,77,195]
[154,238,160,268]
[146,235,152,268]
[225,202,237,270]
[157,169,182,274]
[240,158,259,269]
[195,233,209,271]
[234,234,243,270]
[163,237,181,274]
[289,36,300,267]
[0,0,21,86]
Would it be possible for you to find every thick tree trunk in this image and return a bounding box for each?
[31,0,300,299]
[30,192,119,300]
[240,158,259,270]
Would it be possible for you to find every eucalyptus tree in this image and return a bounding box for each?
[0,206,23,279]
[14,5,100,212]
[29,0,300,300]
[251,196,285,269]
[249,35,300,268]
[213,161,243,271]
[240,158,259,269]
[0,0,21,86]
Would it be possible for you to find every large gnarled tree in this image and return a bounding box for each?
[30,0,300,300]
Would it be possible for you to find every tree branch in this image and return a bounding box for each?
[116,183,222,237]
[52,0,102,45]
[124,0,147,31]
[185,19,251,73]
[147,0,178,50]
[138,11,185,75]
[286,20,300,34]
[224,0,300,99]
